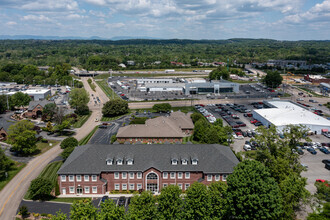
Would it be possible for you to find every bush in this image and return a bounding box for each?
[191,112,204,124]
[61,147,75,160]
[102,99,129,117]
[41,139,48,143]
[19,205,29,218]
[152,103,172,112]
[28,177,53,201]
[74,105,90,116]
[60,137,78,149]
[110,134,117,144]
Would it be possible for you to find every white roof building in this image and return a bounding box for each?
[253,100,330,134]
[7,89,51,101]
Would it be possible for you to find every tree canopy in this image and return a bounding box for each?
[102,99,129,117]
[69,88,89,109]
[263,71,283,88]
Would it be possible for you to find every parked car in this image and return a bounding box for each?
[98,125,108,129]
[243,144,251,151]
[307,147,317,154]
[320,147,330,154]
[101,196,109,203]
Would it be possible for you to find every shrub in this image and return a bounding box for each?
[74,105,90,116]
[60,137,78,149]
[28,177,53,201]
[110,134,117,144]
[61,147,75,160]
[152,103,172,112]
[19,205,29,218]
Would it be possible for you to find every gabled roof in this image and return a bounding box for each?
[57,144,239,175]
[0,117,15,132]
[28,100,55,111]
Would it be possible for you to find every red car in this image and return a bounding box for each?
[200,104,205,107]
[316,179,329,187]
[250,119,258,124]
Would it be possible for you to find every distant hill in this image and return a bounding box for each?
[0,35,162,41]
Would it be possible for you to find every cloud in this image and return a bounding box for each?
[22,14,51,22]
[6,21,17,25]
[0,0,79,11]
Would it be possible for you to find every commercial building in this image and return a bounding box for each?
[267,60,307,68]
[185,80,239,95]
[253,100,330,134]
[137,78,173,84]
[320,83,330,96]
[304,75,330,84]
[116,111,194,144]
[7,89,51,101]
[57,144,239,195]
[138,83,185,92]
[24,100,55,118]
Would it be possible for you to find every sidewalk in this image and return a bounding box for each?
[57,193,134,198]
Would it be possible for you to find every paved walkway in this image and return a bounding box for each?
[0,78,110,220]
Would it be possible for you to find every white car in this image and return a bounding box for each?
[243,144,251,151]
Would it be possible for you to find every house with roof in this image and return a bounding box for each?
[24,100,55,118]
[57,144,239,195]
[0,117,15,141]
[116,111,194,144]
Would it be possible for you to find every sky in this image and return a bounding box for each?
[0,0,329,40]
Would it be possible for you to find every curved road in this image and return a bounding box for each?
[0,77,108,220]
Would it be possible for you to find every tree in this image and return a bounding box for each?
[208,181,228,219]
[10,92,31,108]
[69,88,89,109]
[127,191,158,220]
[209,66,230,80]
[0,95,7,113]
[70,199,97,220]
[184,182,211,219]
[51,210,67,220]
[0,149,13,179]
[43,103,57,118]
[98,199,125,220]
[61,147,75,160]
[8,120,37,155]
[54,106,66,124]
[158,185,183,219]
[102,99,128,117]
[263,71,283,88]
[60,137,78,149]
[75,104,90,116]
[54,119,72,134]
[190,112,203,124]
[202,126,220,144]
[28,177,53,200]
[213,118,223,127]
[46,121,53,131]
[193,118,209,142]
[152,103,171,112]
[226,160,283,219]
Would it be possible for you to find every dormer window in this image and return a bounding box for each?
[106,159,113,165]
[106,154,113,165]
[182,159,188,165]
[192,159,198,165]
[127,158,134,165]
[171,159,178,165]
[117,159,123,165]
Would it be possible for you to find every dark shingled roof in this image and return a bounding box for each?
[28,100,55,111]
[57,144,239,175]
[0,117,15,132]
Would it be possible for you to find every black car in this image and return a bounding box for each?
[322,159,330,164]
[98,125,107,129]
[242,131,247,137]
[307,147,317,155]
[101,196,109,203]
[320,148,330,154]
[118,196,126,206]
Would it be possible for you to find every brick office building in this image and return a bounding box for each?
[116,111,194,144]
[24,100,55,118]
[57,144,239,195]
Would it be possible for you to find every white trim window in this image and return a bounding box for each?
[117,159,123,165]
[185,172,190,179]
[137,184,142,190]
[178,172,183,179]
[129,184,135,190]
[185,183,190,190]
[129,172,134,179]
[192,159,198,165]
[92,175,97,182]
[84,186,90,193]
[122,172,127,179]
[207,174,212,181]
[61,175,66,182]
[114,172,119,179]
[69,175,74,182]
[115,184,120,190]
[215,174,220,181]
[223,174,227,181]
[84,175,89,182]
[76,175,81,182]
[178,183,182,190]
[92,186,97,193]
[122,184,127,190]
[163,183,168,188]
[69,186,74,193]
[137,172,142,179]
[182,159,188,165]
[170,172,176,179]
[163,172,168,179]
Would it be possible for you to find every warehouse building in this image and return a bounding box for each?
[138,83,185,92]
[137,78,173,84]
[253,100,330,134]
[184,80,239,95]
[7,89,51,101]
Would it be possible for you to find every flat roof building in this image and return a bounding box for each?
[137,78,173,84]
[7,89,51,101]
[185,80,239,95]
[253,100,330,134]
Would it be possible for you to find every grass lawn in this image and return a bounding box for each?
[134,106,196,114]
[78,126,98,145]
[297,87,324,98]
[24,161,63,200]
[0,161,26,191]
[230,79,257,84]
[50,197,90,203]
[35,140,60,156]
[73,112,91,128]
[95,80,120,100]
[129,117,148,124]
[101,112,131,122]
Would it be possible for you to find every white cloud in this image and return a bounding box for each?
[22,14,51,22]
[6,21,17,25]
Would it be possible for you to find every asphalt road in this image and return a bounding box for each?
[0,77,110,220]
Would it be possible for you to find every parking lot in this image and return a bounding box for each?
[107,76,282,102]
